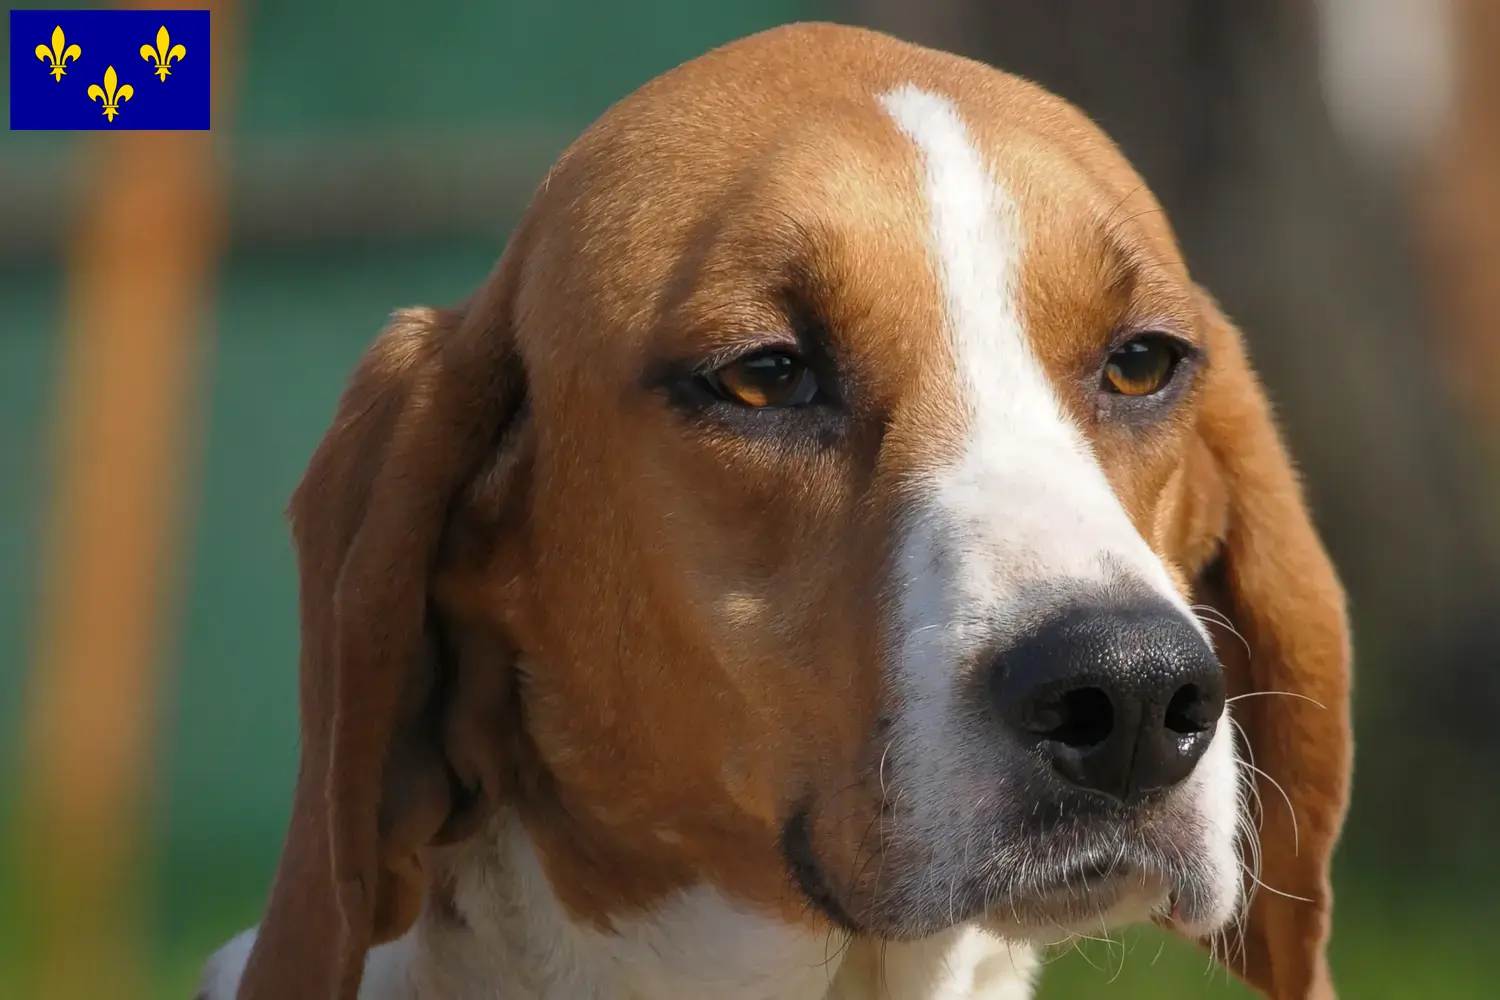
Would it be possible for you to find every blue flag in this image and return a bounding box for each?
[10,9,211,130]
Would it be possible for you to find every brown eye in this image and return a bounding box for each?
[1103,337,1180,396]
[710,350,820,407]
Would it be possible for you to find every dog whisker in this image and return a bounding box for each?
[1226,690,1328,711]
[1236,758,1302,857]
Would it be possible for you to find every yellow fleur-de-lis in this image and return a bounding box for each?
[139,25,186,81]
[34,25,82,81]
[87,66,134,122]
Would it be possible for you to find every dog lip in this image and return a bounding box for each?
[1042,857,1138,887]
[779,807,864,934]
[994,852,1168,914]
[1011,864,1143,910]
[983,870,1164,933]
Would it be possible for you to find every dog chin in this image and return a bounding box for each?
[972,872,1165,945]
[974,864,1239,946]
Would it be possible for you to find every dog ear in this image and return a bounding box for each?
[234,275,529,1000]
[1175,289,1354,999]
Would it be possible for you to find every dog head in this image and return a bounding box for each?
[231,23,1351,1000]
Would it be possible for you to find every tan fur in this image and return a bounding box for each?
[228,23,1351,1000]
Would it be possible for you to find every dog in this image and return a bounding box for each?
[199,22,1352,1000]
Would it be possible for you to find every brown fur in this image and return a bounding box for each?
[233,23,1351,1000]
[1182,293,1352,998]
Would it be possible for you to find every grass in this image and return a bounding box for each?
[1035,877,1494,999]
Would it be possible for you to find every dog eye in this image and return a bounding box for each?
[1103,336,1180,396]
[707,350,820,408]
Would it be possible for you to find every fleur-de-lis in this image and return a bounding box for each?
[34,25,81,81]
[87,66,134,122]
[139,25,186,81]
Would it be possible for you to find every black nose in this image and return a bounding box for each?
[988,603,1225,804]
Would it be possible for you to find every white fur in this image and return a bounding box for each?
[1177,713,1244,936]
[415,817,840,1000]
[198,927,258,1000]
[199,813,1039,1000]
[877,82,1240,927]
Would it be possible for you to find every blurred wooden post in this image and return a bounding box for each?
[1427,0,1500,433]
[16,3,238,998]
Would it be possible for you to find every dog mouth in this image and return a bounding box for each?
[982,855,1174,934]
[782,806,1220,940]
[781,807,869,934]
[1025,853,1151,896]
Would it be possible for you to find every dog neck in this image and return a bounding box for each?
[201,810,1039,999]
[392,812,1039,1000]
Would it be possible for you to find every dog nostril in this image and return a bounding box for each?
[1163,682,1217,735]
[1025,687,1114,748]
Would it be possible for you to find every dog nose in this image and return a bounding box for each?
[988,604,1225,804]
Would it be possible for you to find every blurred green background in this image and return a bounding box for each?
[4,1,1499,998]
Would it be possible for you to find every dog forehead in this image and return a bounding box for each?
[513,22,1183,404]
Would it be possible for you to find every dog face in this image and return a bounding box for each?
[779,84,1237,941]
[230,23,1351,1000]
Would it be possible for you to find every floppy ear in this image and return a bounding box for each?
[1181,291,1354,999]
[234,279,528,1000]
